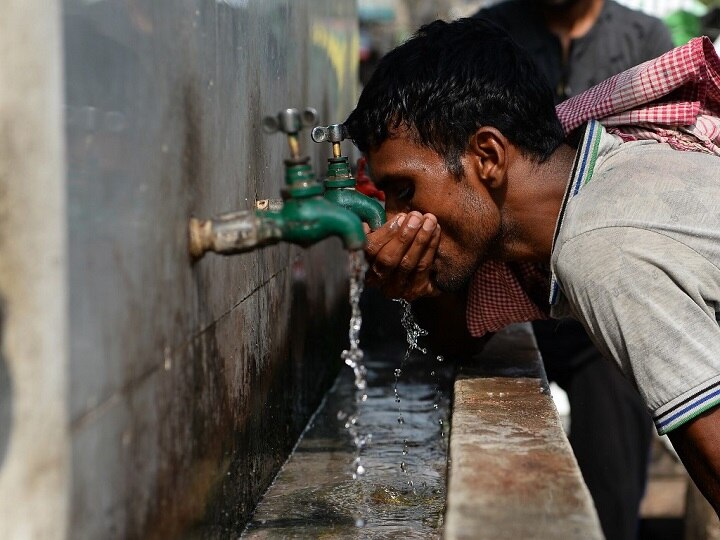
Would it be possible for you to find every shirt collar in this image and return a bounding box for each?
[549,119,605,306]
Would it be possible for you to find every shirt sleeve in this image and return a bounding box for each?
[554,227,720,434]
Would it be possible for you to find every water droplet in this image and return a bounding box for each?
[437,355,444,362]
[430,370,435,376]
[361,394,368,402]
[355,518,365,528]
[397,416,405,424]
[400,462,407,473]
[394,368,402,377]
[356,465,366,476]
[337,410,347,420]
[433,403,438,409]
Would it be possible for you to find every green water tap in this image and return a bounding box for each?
[311,123,386,231]
[188,108,365,260]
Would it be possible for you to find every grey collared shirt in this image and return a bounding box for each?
[550,122,720,434]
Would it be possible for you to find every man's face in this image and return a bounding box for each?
[368,132,502,292]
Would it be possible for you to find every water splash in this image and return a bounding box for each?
[396,299,428,354]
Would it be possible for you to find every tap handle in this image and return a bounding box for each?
[311,123,349,158]
[262,107,318,135]
[262,108,318,160]
[310,123,348,144]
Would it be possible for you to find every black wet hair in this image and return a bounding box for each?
[345,18,565,176]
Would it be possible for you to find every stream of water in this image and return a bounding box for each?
[341,250,370,526]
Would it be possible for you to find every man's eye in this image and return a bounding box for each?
[396,185,414,201]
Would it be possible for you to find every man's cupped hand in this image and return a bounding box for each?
[363,211,441,301]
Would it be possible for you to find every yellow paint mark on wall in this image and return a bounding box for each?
[311,22,359,108]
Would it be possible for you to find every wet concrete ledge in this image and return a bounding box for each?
[445,323,604,540]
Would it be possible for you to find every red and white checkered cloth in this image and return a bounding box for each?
[467,36,720,337]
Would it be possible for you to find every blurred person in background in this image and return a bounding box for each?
[472,2,673,539]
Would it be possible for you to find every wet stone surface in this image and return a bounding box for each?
[242,340,455,539]
[445,323,603,540]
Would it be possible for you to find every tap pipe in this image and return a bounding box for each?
[311,123,386,231]
[323,188,384,231]
[278,160,366,249]
[257,193,383,233]
[278,198,366,251]
[188,210,283,258]
[255,198,284,212]
[287,134,300,160]
[188,198,365,260]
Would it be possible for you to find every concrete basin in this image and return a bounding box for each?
[243,323,603,538]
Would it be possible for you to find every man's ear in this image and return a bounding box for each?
[467,127,508,190]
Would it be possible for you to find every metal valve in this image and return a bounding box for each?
[262,108,318,160]
[311,123,349,158]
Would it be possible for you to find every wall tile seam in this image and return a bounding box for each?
[191,264,288,346]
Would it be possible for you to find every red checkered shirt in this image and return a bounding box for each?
[467,36,720,337]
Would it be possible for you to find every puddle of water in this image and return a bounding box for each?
[241,338,454,539]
